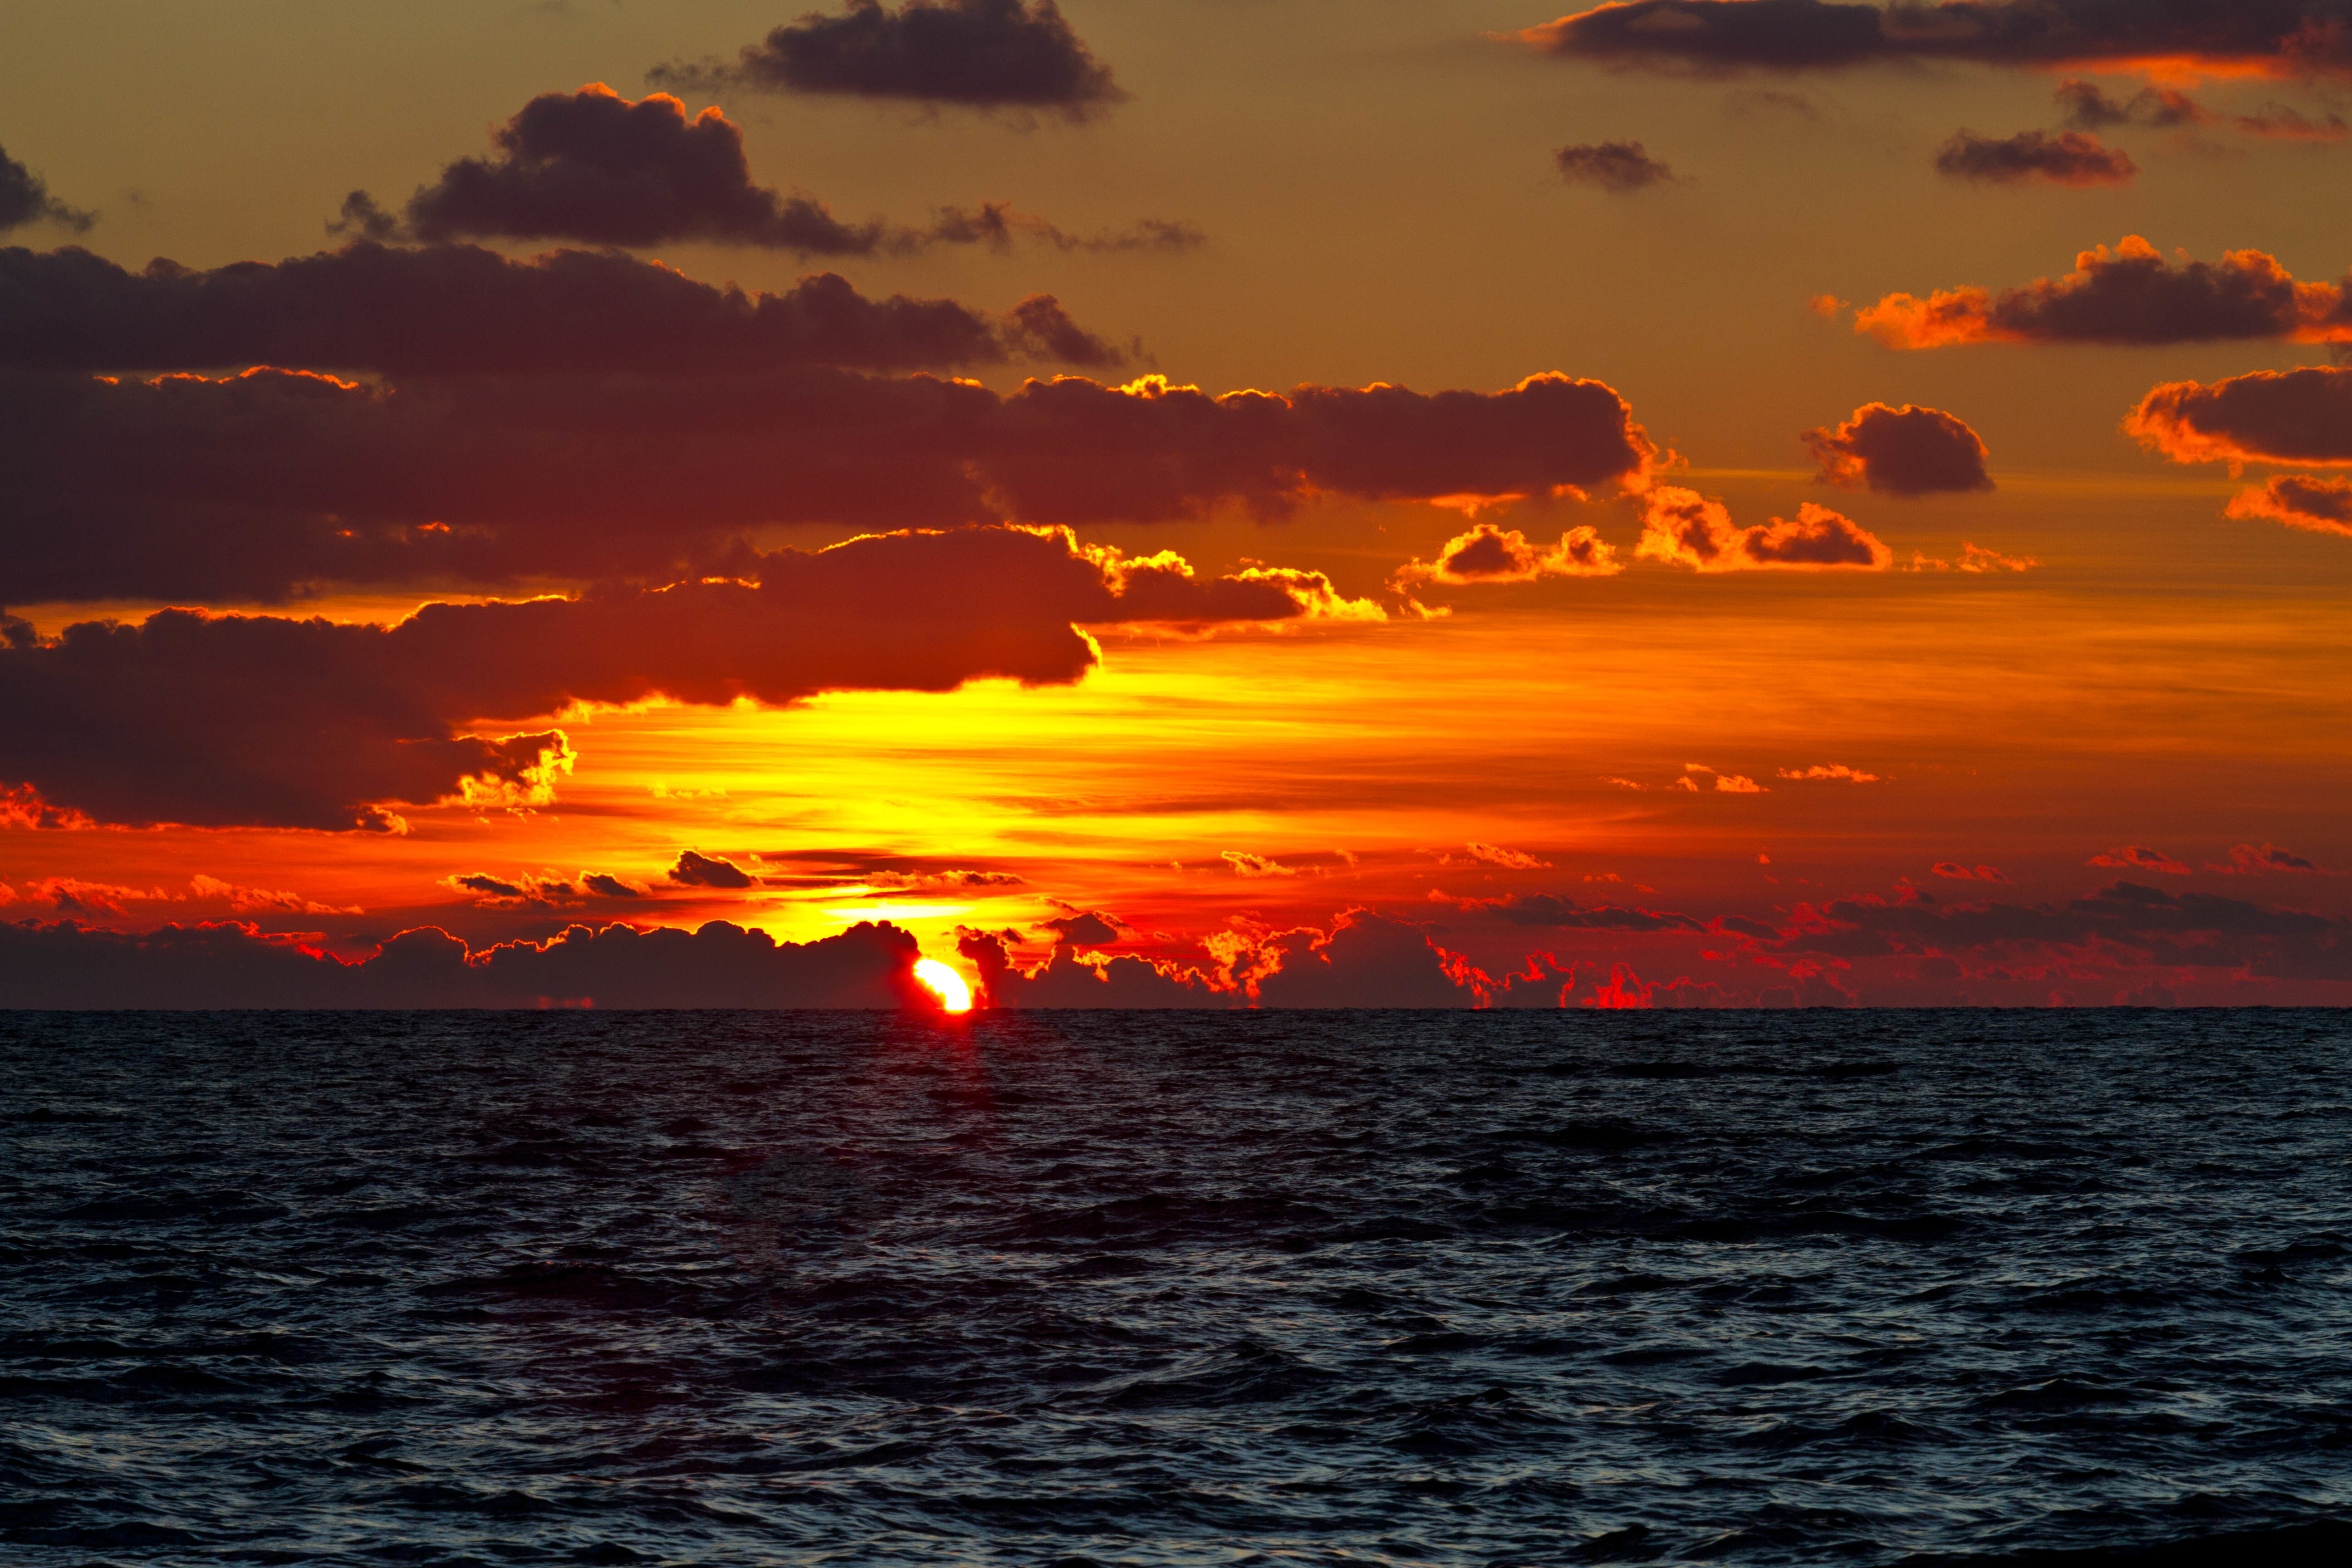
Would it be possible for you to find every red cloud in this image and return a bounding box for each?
[1803,402,1993,496]
[1855,238,2352,349]
[2214,842,2328,874]
[2227,475,2352,535]
[1933,129,2135,187]
[2088,845,2192,875]
[1636,487,1892,571]
[1932,863,2013,882]
[2129,367,2352,469]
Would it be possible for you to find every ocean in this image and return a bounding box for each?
[3,1009,2347,1566]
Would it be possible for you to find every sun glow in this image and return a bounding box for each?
[913,958,974,1013]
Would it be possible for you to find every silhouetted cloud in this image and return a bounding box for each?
[1248,910,1478,1007]
[2129,366,2352,468]
[0,241,1107,375]
[653,0,1124,117]
[2226,474,2352,536]
[1855,237,2352,348]
[1519,1,2352,79]
[0,365,1655,603]
[1932,862,2011,882]
[1555,141,1677,192]
[2054,79,2208,129]
[2088,845,2191,875]
[1933,129,2134,186]
[0,525,1370,829]
[670,851,757,889]
[0,916,933,1008]
[1481,892,1707,932]
[0,144,93,234]
[957,926,1222,1006]
[1804,402,1993,495]
[1635,487,1892,570]
[2217,842,2328,873]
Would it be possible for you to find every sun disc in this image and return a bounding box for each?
[913,957,973,1013]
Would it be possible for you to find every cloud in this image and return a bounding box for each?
[2088,845,2192,875]
[2233,103,2350,139]
[0,143,93,235]
[1854,236,2352,349]
[0,525,1367,830]
[1803,402,1993,495]
[1777,764,1881,781]
[1635,487,1892,571]
[669,851,757,889]
[2054,79,2209,130]
[1932,862,2011,882]
[957,926,1222,1007]
[652,0,1124,118]
[583,873,647,897]
[0,366,1656,603]
[2215,842,2328,874]
[1221,850,1295,878]
[1932,128,2134,186]
[1250,910,1479,1008]
[2226,474,2352,536]
[0,917,934,1008]
[1390,521,1621,591]
[1480,892,1707,932]
[922,201,1204,255]
[1555,141,1678,192]
[1464,842,1552,870]
[2129,366,2352,469]
[1516,1,2352,80]
[188,873,360,915]
[0,240,1103,376]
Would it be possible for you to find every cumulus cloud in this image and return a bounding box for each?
[1777,764,1881,781]
[1464,842,1552,870]
[1555,141,1677,192]
[0,525,1370,830]
[0,917,933,1008]
[1248,910,1479,1008]
[2128,366,2352,469]
[652,0,1124,118]
[1517,1,2352,80]
[2226,474,2352,535]
[0,143,93,234]
[2088,844,2192,875]
[2215,842,2328,874]
[0,366,1656,604]
[1933,129,2135,186]
[957,925,1221,1007]
[1803,402,1993,495]
[1390,521,1621,592]
[670,850,757,889]
[0,241,1104,375]
[1635,487,1892,571]
[1854,236,2352,349]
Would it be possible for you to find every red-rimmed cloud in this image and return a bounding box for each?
[2088,845,2192,875]
[2212,842,2329,874]
[1635,487,1892,571]
[0,525,1371,830]
[2226,474,2352,535]
[0,366,1657,603]
[1390,521,1621,590]
[2128,366,2352,469]
[0,241,1106,375]
[1933,129,2135,186]
[1803,402,1993,495]
[652,0,1125,118]
[1853,237,2352,348]
[1516,1,2352,80]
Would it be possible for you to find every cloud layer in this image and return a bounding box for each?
[653,0,1123,116]
[1804,402,1994,495]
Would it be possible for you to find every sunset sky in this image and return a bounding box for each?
[4,0,2351,1008]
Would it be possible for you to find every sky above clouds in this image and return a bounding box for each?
[2,0,2349,1008]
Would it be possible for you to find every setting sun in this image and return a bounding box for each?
[913,957,974,1013]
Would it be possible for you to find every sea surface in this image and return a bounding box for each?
[2,1009,2348,1567]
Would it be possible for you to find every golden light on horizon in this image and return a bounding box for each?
[913,958,974,1014]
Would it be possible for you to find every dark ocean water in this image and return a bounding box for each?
[3,1009,2348,1567]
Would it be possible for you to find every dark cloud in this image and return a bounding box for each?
[1248,910,1478,1008]
[1933,129,2134,186]
[0,241,1114,377]
[1480,892,1707,932]
[0,144,93,235]
[1554,141,1677,192]
[956,926,1221,1007]
[1804,402,1993,495]
[0,917,932,1008]
[1856,236,2352,348]
[582,873,647,897]
[0,525,1366,829]
[1519,1,2352,79]
[1636,487,1892,570]
[922,201,1204,254]
[2054,78,2208,129]
[0,364,1654,604]
[669,851,757,889]
[652,0,1124,117]
[2129,365,2352,468]
[2233,103,2350,140]
[2226,474,2352,536]
[2088,845,2191,875]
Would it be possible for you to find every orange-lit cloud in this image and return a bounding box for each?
[1854,237,2352,349]
[1778,764,1881,782]
[1932,129,2134,186]
[2213,842,2329,874]
[2129,366,2352,469]
[1932,862,2012,882]
[2089,844,2192,875]
[1635,487,1892,571]
[1803,402,1993,496]
[1390,520,1621,591]
[2225,474,2352,535]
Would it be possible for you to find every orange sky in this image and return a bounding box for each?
[3,1,2350,1007]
